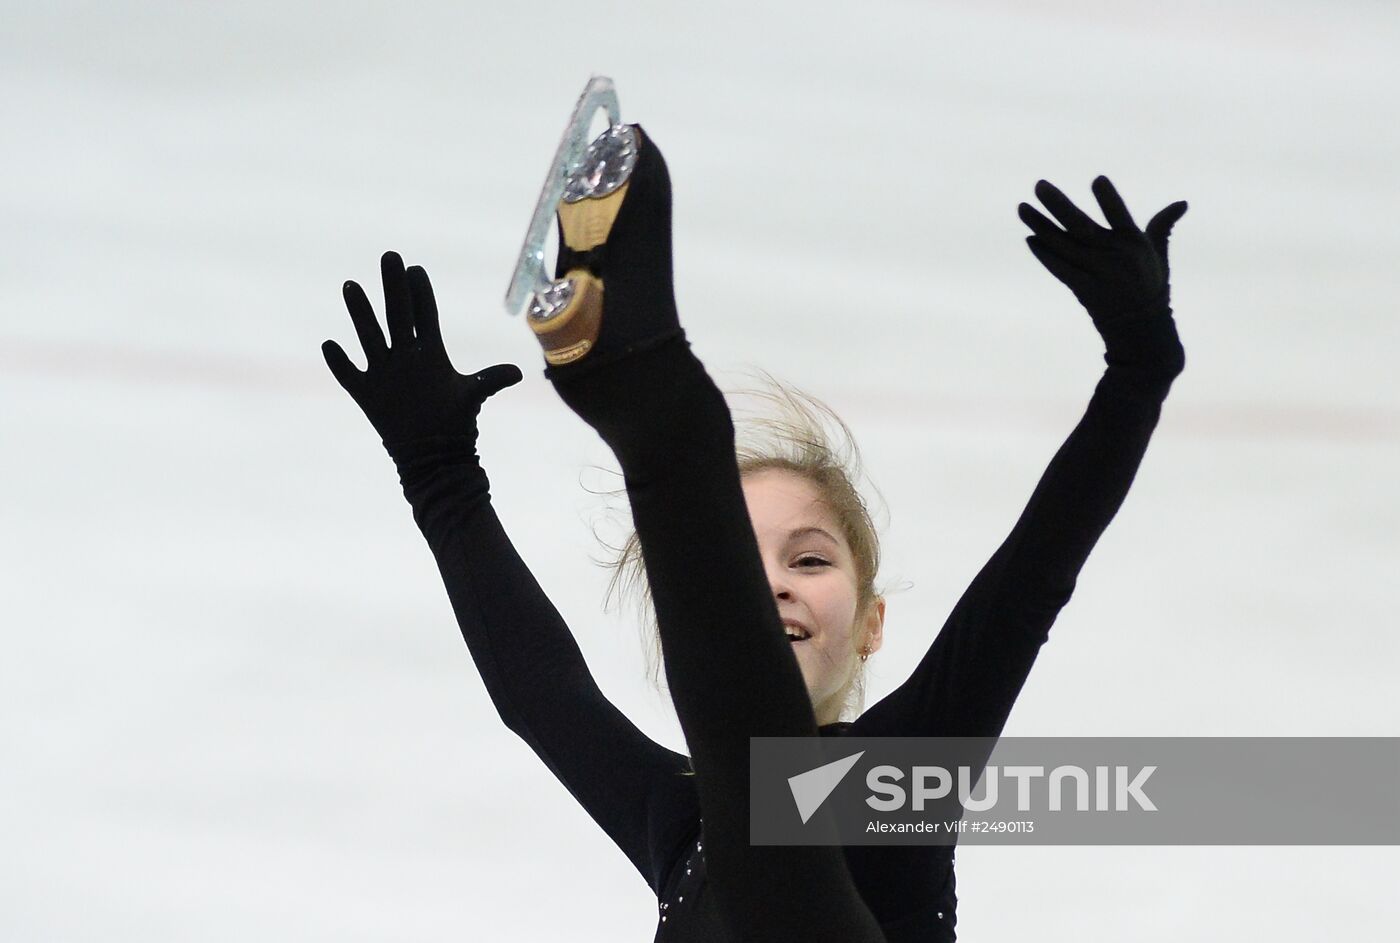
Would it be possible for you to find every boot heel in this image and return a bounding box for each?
[527,126,640,365]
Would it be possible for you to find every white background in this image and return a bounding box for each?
[3,1,1397,939]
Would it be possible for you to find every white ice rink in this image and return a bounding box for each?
[3,1,1398,939]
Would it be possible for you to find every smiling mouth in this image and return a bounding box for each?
[783,621,811,642]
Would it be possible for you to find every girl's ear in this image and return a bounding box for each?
[863,597,886,654]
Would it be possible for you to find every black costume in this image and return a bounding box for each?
[325,143,1186,940]
[383,305,1179,941]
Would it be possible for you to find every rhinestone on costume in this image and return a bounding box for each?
[937,912,944,919]
[526,279,575,322]
[562,124,638,203]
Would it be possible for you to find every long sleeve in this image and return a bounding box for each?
[855,312,1184,740]
[839,314,1184,938]
[384,433,701,894]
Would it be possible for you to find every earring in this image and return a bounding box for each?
[859,646,871,663]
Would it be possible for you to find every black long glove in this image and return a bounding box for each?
[321,251,522,446]
[1019,177,1188,379]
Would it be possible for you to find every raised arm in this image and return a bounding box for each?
[858,177,1189,740]
[322,253,697,892]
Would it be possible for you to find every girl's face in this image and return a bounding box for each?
[741,468,884,718]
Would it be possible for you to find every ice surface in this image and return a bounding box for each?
[2,1,1397,940]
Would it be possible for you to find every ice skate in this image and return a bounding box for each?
[505,76,678,368]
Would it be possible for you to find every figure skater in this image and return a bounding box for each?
[322,124,1186,941]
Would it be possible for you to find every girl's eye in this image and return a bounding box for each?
[795,555,830,568]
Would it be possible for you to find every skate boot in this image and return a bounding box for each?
[505,77,679,370]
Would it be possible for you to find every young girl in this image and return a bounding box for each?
[322,124,1187,941]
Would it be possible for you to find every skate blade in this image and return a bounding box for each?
[504,75,623,320]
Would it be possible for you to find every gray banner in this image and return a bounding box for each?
[749,737,1400,845]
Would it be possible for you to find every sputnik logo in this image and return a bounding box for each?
[787,751,865,824]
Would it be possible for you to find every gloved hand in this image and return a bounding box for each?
[1019,176,1187,327]
[322,251,522,446]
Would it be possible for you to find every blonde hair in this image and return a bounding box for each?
[602,374,884,723]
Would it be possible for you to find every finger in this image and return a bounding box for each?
[1145,200,1189,259]
[1020,206,1098,266]
[474,363,524,399]
[1034,179,1102,235]
[342,280,388,365]
[321,339,362,392]
[405,265,442,351]
[1091,176,1138,232]
[381,250,414,349]
[1018,202,1064,238]
[1027,236,1093,284]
